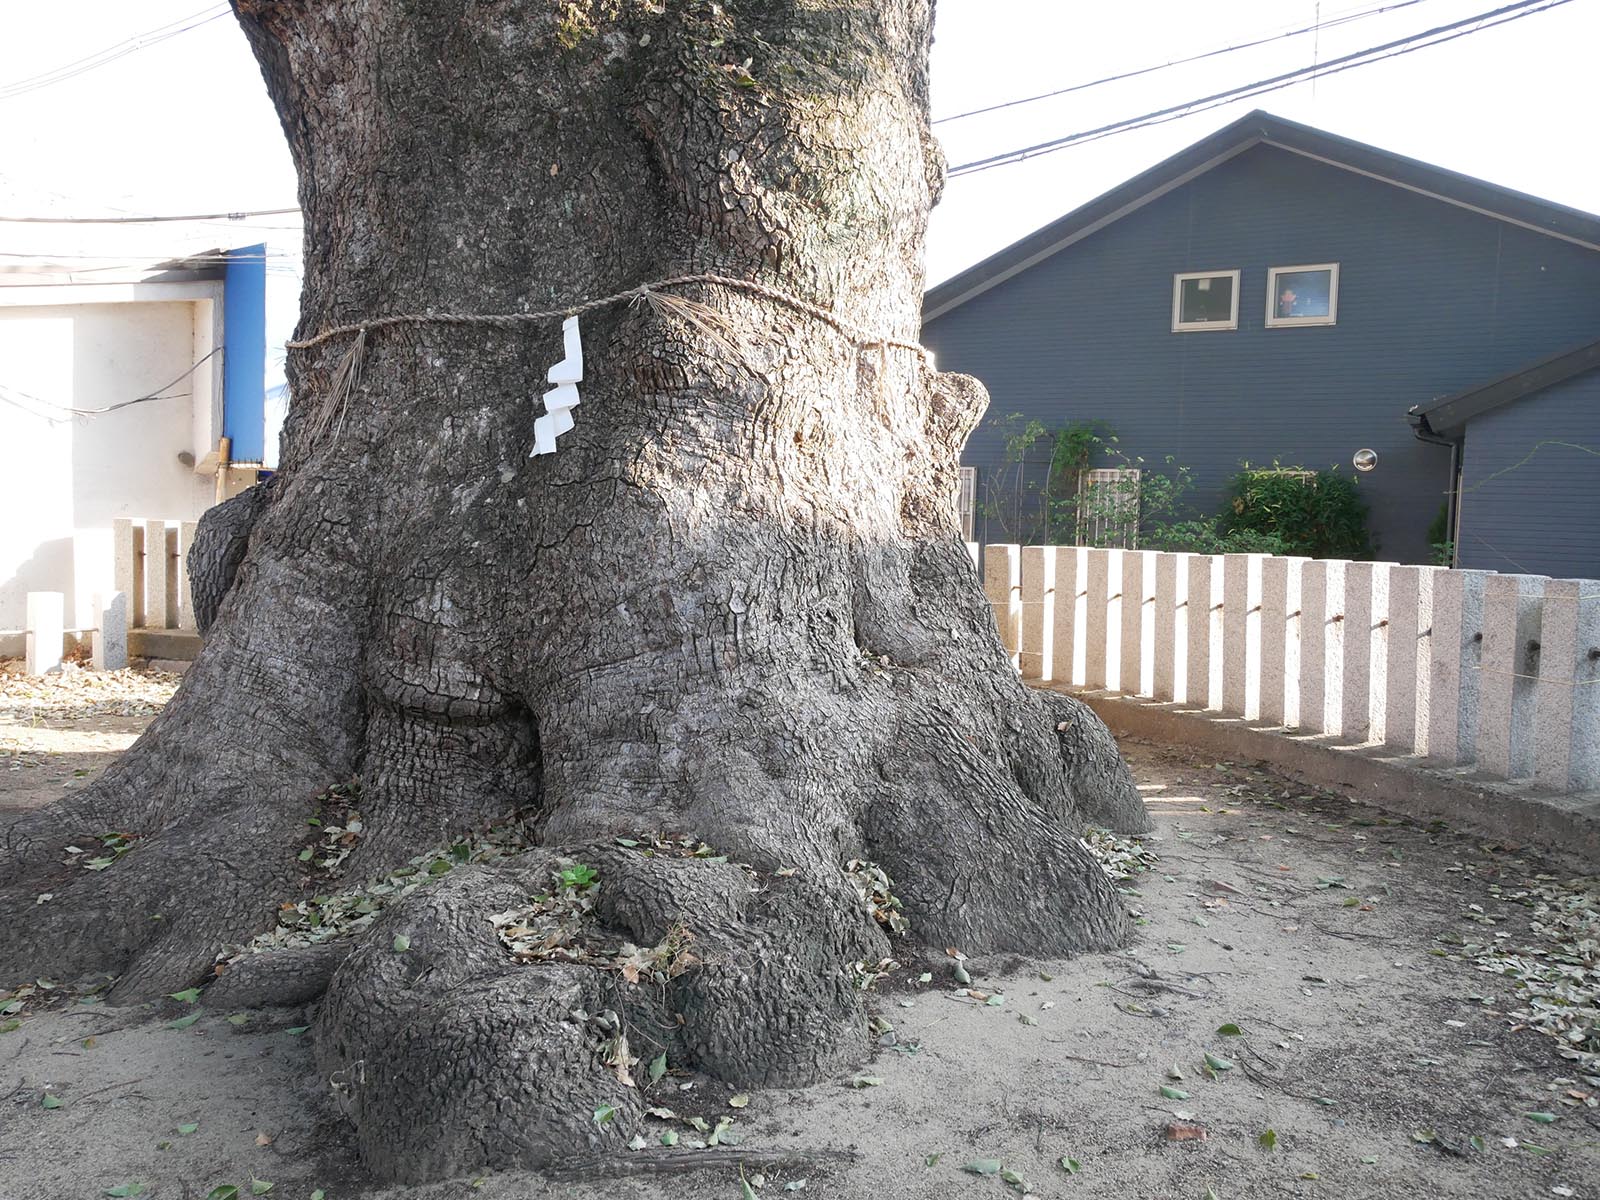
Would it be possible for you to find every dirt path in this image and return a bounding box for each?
[1,714,150,816]
[2,693,1596,1200]
[0,664,178,829]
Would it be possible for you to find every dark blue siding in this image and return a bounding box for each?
[923,145,1600,562]
[1456,369,1600,578]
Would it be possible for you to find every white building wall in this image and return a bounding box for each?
[1,299,216,645]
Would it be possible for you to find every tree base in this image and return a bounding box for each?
[0,0,1154,1180]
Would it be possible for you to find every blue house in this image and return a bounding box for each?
[922,111,1600,569]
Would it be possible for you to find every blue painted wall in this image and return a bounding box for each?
[223,243,268,463]
[1456,368,1600,578]
[923,145,1600,562]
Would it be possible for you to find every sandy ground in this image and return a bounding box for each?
[1,663,176,824]
[2,674,1598,1200]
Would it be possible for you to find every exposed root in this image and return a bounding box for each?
[1038,689,1152,834]
[543,1146,858,1181]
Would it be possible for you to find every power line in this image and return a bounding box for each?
[947,0,1575,178]
[0,250,294,262]
[0,348,222,422]
[0,206,300,224]
[0,5,230,102]
[934,0,1435,125]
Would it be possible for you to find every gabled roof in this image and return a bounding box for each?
[1410,336,1600,440]
[923,110,1600,323]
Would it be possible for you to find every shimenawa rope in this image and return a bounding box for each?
[284,272,928,358]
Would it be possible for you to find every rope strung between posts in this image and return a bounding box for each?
[283,271,929,359]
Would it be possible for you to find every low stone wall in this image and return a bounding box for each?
[11,517,201,673]
[975,544,1600,793]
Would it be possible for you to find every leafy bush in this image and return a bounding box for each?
[1219,465,1372,560]
[1145,519,1287,556]
[973,419,1369,560]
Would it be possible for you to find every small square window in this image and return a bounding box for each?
[1266,263,1339,327]
[1172,270,1240,332]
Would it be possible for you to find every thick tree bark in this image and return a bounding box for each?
[0,0,1148,1182]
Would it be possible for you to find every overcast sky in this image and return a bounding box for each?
[3,0,1596,392]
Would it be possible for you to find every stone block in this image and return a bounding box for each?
[1428,570,1493,767]
[1182,554,1218,709]
[1477,574,1546,780]
[1341,562,1391,743]
[1120,550,1155,697]
[1085,548,1113,690]
[144,519,170,630]
[1260,556,1308,728]
[1019,546,1054,680]
[1221,553,1263,718]
[92,591,129,671]
[1152,553,1180,702]
[983,544,1021,665]
[1384,566,1442,756]
[1534,579,1600,791]
[1299,560,1346,735]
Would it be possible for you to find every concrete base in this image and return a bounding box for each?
[128,628,202,662]
[1045,683,1600,869]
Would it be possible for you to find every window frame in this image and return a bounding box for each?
[1077,467,1141,549]
[1170,269,1242,332]
[1265,262,1340,328]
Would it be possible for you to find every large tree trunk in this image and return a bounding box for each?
[1,0,1148,1182]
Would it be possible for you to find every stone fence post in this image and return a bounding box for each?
[1182,553,1218,709]
[1534,580,1600,791]
[1383,566,1440,756]
[1019,546,1054,680]
[983,544,1021,667]
[1477,574,1547,780]
[1298,560,1346,734]
[1119,550,1155,698]
[1259,556,1307,728]
[1221,553,1263,718]
[1052,546,1088,687]
[1342,562,1389,743]
[92,592,129,671]
[1427,569,1493,766]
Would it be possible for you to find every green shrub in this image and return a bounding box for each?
[1141,518,1286,556]
[1219,465,1372,560]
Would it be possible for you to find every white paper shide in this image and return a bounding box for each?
[531,315,583,456]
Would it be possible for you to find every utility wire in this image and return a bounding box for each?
[0,250,293,262]
[0,5,230,102]
[0,206,300,224]
[948,0,1575,177]
[935,0,1435,125]
[0,348,222,421]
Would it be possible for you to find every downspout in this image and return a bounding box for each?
[1408,407,1461,567]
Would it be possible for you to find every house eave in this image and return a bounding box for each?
[1411,336,1600,439]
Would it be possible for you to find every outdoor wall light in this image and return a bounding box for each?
[1352,448,1378,472]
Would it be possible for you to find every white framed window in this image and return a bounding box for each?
[1266,263,1339,327]
[956,466,976,542]
[1171,270,1240,332]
